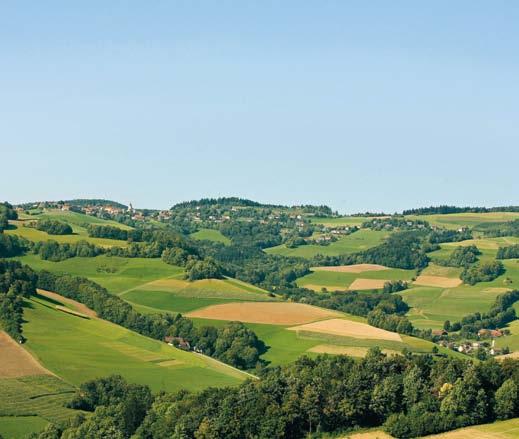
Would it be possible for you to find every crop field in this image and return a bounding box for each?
[423,417,519,438]
[22,296,248,393]
[264,229,388,258]
[0,331,51,378]
[413,275,462,288]
[297,267,414,291]
[187,301,342,325]
[405,212,519,229]
[0,375,80,438]
[14,254,183,294]
[288,318,403,341]
[190,228,231,244]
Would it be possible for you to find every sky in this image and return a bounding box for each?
[1,1,518,213]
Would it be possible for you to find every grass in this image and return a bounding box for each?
[296,267,415,291]
[309,216,383,227]
[190,228,231,245]
[13,254,184,294]
[6,221,129,247]
[265,229,388,258]
[425,417,519,438]
[0,415,50,439]
[22,296,248,393]
[405,212,519,230]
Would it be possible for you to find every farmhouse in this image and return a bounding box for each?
[164,336,191,350]
[432,329,448,337]
[478,329,503,338]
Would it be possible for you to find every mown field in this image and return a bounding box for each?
[122,276,272,314]
[0,375,79,439]
[297,267,415,291]
[190,228,231,244]
[265,229,388,258]
[404,212,519,230]
[14,254,184,294]
[22,295,248,393]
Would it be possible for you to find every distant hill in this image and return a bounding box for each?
[403,205,519,215]
[17,199,127,209]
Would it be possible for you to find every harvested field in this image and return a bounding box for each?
[413,275,462,288]
[308,344,400,357]
[312,264,389,273]
[288,318,402,342]
[424,417,519,438]
[0,332,51,378]
[348,278,388,290]
[187,302,341,325]
[37,289,97,318]
[345,431,393,439]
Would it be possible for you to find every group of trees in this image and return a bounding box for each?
[0,260,37,341]
[340,231,431,270]
[477,219,519,238]
[461,261,505,285]
[0,202,17,231]
[168,316,265,369]
[33,240,103,261]
[36,271,264,370]
[497,244,519,259]
[429,228,472,244]
[34,219,73,235]
[362,217,430,232]
[0,233,29,258]
[30,352,519,439]
[435,245,481,268]
[445,290,519,338]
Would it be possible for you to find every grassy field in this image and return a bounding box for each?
[309,216,384,227]
[8,209,132,248]
[0,375,79,438]
[190,314,461,366]
[297,267,415,291]
[14,254,184,294]
[424,417,519,438]
[121,275,273,314]
[405,212,519,230]
[22,296,248,393]
[265,229,388,258]
[190,228,231,245]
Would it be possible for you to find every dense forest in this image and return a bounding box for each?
[29,352,519,439]
[402,205,519,215]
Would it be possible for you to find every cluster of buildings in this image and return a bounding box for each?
[434,328,506,356]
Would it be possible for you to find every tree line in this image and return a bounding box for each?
[36,270,264,370]
[28,351,519,439]
[32,219,73,235]
[402,205,519,215]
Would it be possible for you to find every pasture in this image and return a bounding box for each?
[265,229,388,258]
[0,375,79,438]
[14,254,184,294]
[22,296,248,393]
[404,212,519,230]
[309,216,386,227]
[297,266,414,291]
[424,417,519,438]
[190,228,231,244]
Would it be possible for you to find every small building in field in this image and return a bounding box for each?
[432,329,448,337]
[164,336,191,351]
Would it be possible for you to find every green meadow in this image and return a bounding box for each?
[265,229,388,258]
[14,254,184,294]
[23,296,247,393]
[405,212,519,229]
[0,375,79,438]
[308,216,381,227]
[296,267,415,291]
[190,228,231,245]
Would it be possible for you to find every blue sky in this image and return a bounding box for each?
[1,1,518,213]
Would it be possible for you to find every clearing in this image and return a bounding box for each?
[0,332,51,378]
[187,302,341,325]
[190,228,231,245]
[413,275,462,288]
[288,318,402,342]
